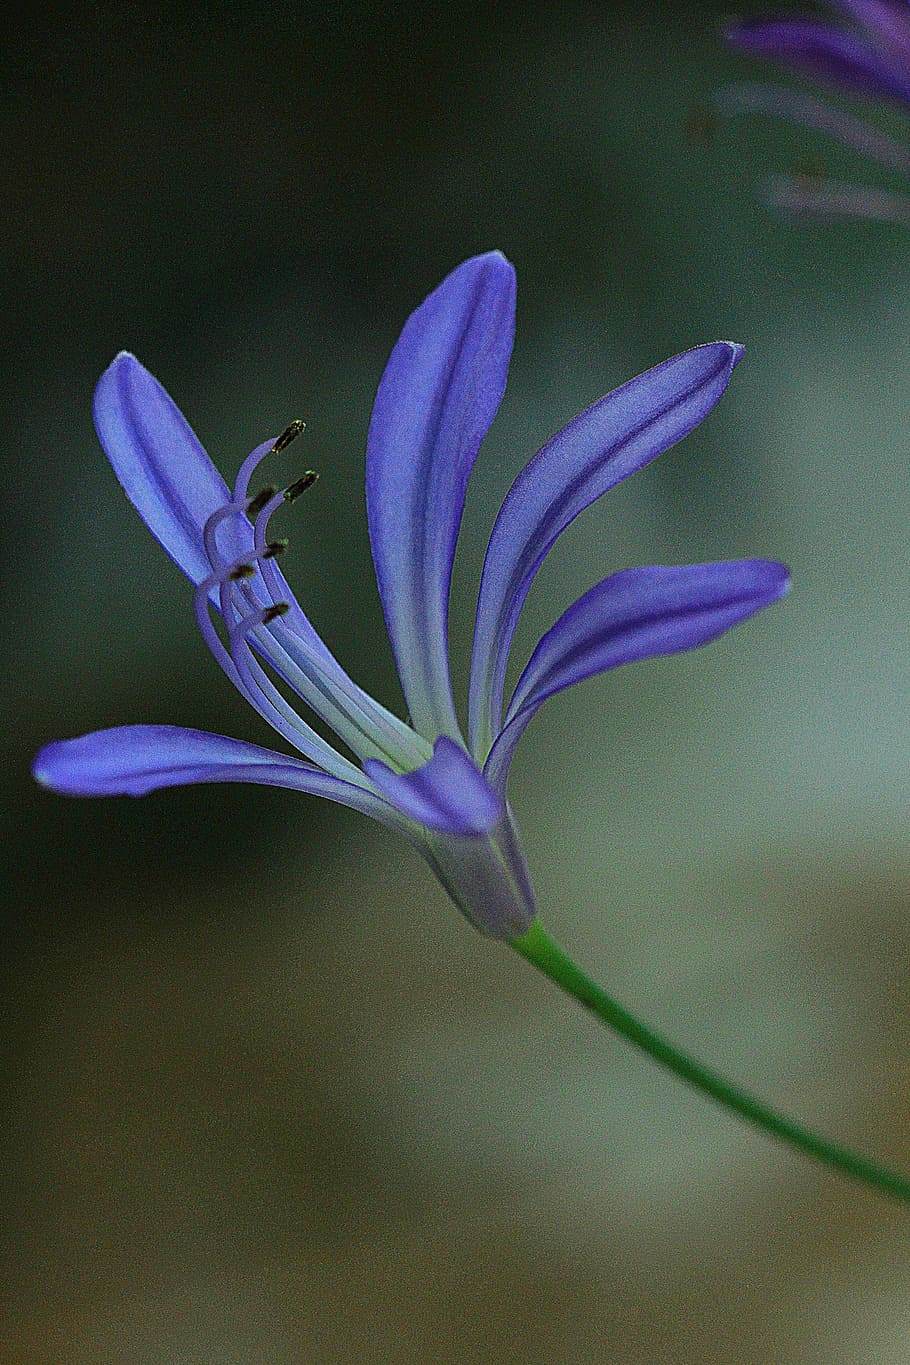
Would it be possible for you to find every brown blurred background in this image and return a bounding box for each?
[4,0,910,1360]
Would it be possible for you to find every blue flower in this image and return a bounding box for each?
[33,253,788,940]
[722,2,910,220]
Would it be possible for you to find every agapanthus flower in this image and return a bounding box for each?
[722,1,910,221]
[33,253,787,941]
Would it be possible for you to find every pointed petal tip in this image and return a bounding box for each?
[766,559,792,598]
[31,743,59,791]
[451,249,516,291]
[366,248,517,736]
[703,339,744,371]
[95,349,141,390]
[32,736,104,796]
[90,348,237,587]
[466,247,513,269]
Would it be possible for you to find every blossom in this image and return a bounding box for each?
[33,253,788,940]
[722,1,910,221]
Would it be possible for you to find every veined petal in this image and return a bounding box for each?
[469,343,742,758]
[94,353,252,587]
[366,252,516,740]
[364,736,503,835]
[421,811,536,939]
[93,358,420,772]
[726,17,910,105]
[484,560,790,793]
[32,724,405,828]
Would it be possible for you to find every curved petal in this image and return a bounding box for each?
[483,560,791,793]
[834,2,910,65]
[32,724,405,828]
[364,736,503,835]
[762,173,910,222]
[366,252,516,740]
[93,353,253,586]
[714,82,910,175]
[93,357,415,770]
[468,343,743,758]
[726,18,910,105]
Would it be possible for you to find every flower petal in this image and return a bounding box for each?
[32,724,403,827]
[421,813,536,939]
[364,736,504,835]
[484,560,791,792]
[468,343,743,757]
[93,353,252,586]
[714,81,910,175]
[726,17,910,105]
[834,2,910,66]
[366,252,516,739]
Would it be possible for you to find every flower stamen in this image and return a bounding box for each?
[232,419,306,505]
[284,471,319,502]
[261,601,290,624]
[272,418,306,453]
[246,485,277,518]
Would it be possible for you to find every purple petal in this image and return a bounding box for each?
[32,724,401,825]
[366,253,516,739]
[468,343,743,757]
[762,172,910,222]
[483,560,790,792]
[421,810,536,938]
[364,736,503,835]
[834,2,910,66]
[93,353,253,587]
[93,356,385,739]
[726,17,910,105]
[714,81,910,174]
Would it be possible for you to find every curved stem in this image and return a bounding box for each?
[511,920,910,1204]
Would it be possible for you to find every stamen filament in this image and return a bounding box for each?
[247,491,431,768]
[224,602,368,781]
[193,533,364,782]
[203,451,429,775]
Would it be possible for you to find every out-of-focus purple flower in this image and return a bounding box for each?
[33,255,788,939]
[722,2,910,220]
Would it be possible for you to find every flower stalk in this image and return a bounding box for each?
[512,920,910,1203]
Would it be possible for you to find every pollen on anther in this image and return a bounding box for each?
[261,602,290,624]
[246,485,277,518]
[284,471,319,502]
[228,563,256,580]
[272,419,305,454]
[263,538,289,559]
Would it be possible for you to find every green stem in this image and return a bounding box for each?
[511,919,910,1203]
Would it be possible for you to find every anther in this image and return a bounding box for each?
[246,484,277,518]
[228,562,256,580]
[263,538,289,559]
[272,419,306,454]
[261,602,290,624]
[284,470,319,502]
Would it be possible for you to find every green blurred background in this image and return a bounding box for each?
[5,1,910,1360]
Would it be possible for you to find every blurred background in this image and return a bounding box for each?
[5,0,910,1360]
